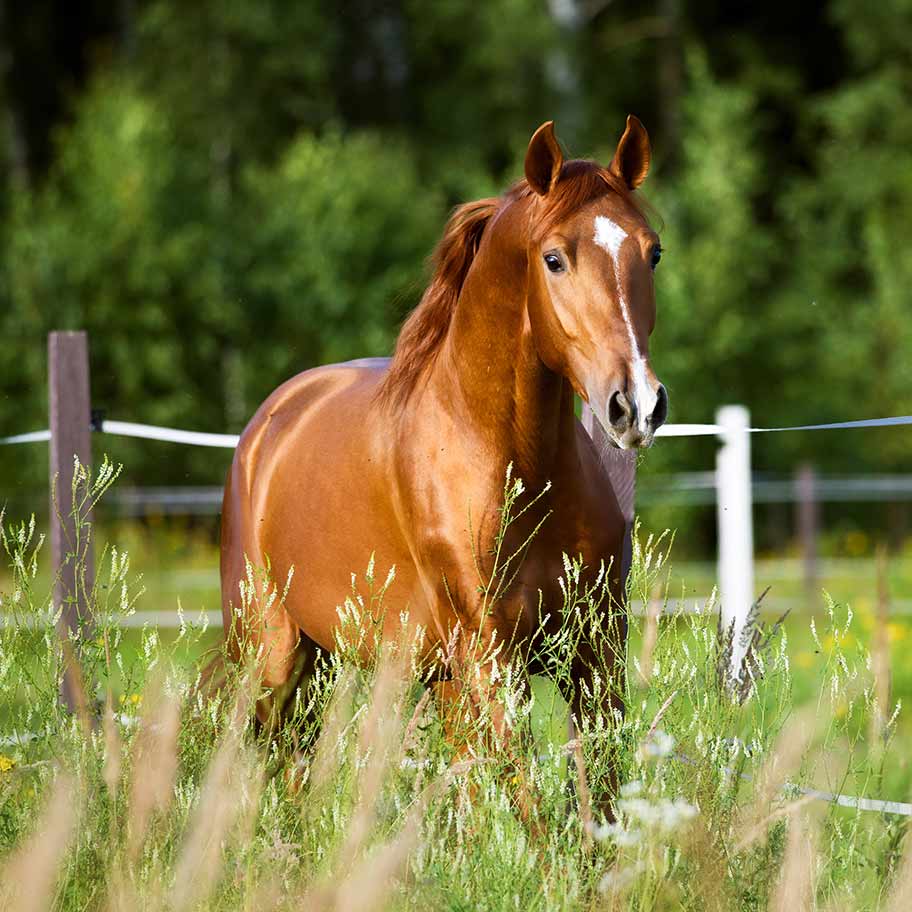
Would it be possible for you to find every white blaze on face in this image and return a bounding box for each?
[593,215,657,432]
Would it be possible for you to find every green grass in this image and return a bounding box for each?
[2,464,912,910]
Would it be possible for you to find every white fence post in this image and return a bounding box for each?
[716,404,754,680]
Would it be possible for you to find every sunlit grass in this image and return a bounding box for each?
[1,462,912,910]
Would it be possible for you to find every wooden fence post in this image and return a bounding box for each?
[581,403,637,589]
[48,331,94,711]
[795,463,819,608]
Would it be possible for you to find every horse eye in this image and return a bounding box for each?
[651,244,662,269]
[543,252,565,274]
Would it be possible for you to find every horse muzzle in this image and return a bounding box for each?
[603,383,668,449]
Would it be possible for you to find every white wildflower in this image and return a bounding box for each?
[592,821,641,847]
[641,728,675,759]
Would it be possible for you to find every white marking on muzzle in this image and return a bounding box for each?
[593,216,657,433]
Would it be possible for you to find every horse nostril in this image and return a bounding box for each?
[608,389,634,430]
[650,384,669,429]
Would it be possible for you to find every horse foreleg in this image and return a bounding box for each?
[434,642,542,830]
[256,632,322,734]
[224,584,312,733]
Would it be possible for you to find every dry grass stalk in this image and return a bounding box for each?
[571,718,594,851]
[307,668,358,798]
[400,688,432,758]
[638,586,662,685]
[303,777,434,912]
[107,679,182,912]
[102,691,122,797]
[126,682,181,862]
[739,707,816,842]
[0,772,77,912]
[169,679,258,912]
[645,690,677,741]
[768,808,819,912]
[60,638,93,736]
[884,828,912,912]
[735,793,818,853]
[329,814,422,912]
[336,651,411,872]
[297,648,441,912]
[871,544,892,740]
[682,817,729,912]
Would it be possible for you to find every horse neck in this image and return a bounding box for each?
[431,205,575,482]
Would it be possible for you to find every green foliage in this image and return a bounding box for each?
[2,0,912,548]
[1,80,443,487]
[242,130,443,379]
[778,0,912,471]
[642,48,778,484]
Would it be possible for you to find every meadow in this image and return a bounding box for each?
[2,466,912,910]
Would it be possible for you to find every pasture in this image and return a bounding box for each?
[5,2,912,909]
[2,475,912,911]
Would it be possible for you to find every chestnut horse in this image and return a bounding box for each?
[220,116,667,777]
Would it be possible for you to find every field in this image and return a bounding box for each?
[2,476,912,910]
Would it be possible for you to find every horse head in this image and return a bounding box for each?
[523,117,668,449]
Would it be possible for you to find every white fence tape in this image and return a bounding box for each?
[99,420,240,448]
[0,429,52,445]
[0,609,223,630]
[655,414,912,437]
[3,413,912,448]
[676,751,912,817]
[795,787,912,817]
[656,423,721,437]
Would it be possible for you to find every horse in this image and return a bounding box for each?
[220,116,667,803]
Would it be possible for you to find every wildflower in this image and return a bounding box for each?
[592,821,642,847]
[0,754,15,773]
[657,798,698,830]
[640,728,675,759]
[617,796,698,833]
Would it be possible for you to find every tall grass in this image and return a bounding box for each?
[0,459,910,910]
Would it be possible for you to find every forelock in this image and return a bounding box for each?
[506,159,649,243]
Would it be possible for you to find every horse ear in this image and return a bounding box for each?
[610,115,651,189]
[525,121,564,196]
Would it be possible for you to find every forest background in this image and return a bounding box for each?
[2,0,910,556]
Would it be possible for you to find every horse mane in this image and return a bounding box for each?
[377,197,498,409]
[377,159,645,410]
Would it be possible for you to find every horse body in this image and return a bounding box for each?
[221,353,623,712]
[221,117,667,779]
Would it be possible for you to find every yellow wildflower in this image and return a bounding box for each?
[0,754,15,773]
